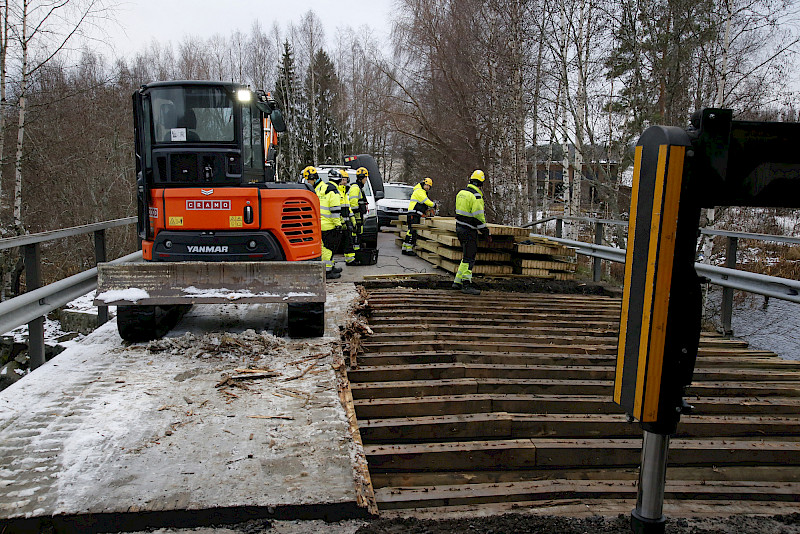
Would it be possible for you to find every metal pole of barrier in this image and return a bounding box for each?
[94,229,109,325]
[24,243,45,369]
[720,236,738,337]
[555,218,563,238]
[593,221,604,282]
[631,431,670,534]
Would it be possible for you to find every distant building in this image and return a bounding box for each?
[527,143,631,218]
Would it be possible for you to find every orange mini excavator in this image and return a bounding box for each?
[95,81,325,341]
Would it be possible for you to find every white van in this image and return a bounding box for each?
[377,182,414,229]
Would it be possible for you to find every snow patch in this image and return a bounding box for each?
[95,288,150,304]
[182,286,281,299]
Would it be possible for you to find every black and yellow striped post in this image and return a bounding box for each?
[615,125,702,431]
[615,125,703,534]
[616,108,800,534]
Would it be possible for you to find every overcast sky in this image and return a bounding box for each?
[102,0,396,59]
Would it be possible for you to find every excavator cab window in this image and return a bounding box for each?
[241,102,264,179]
[150,86,235,144]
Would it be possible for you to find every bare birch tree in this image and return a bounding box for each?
[11,0,110,232]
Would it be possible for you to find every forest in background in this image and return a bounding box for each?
[0,0,798,295]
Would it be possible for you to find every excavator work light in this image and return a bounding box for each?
[236,89,251,102]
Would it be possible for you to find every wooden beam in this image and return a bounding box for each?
[364,439,800,473]
[374,479,800,509]
[353,394,800,419]
[359,412,800,443]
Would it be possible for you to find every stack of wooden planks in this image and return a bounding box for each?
[392,216,577,280]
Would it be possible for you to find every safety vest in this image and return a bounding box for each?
[408,183,434,215]
[348,183,364,215]
[316,179,343,231]
[455,183,486,230]
[338,184,350,220]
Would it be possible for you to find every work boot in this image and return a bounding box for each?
[451,283,463,290]
[402,250,417,256]
[461,283,481,295]
[326,270,341,280]
[331,265,343,274]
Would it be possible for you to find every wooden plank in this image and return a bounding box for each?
[368,320,620,332]
[435,256,514,275]
[371,465,800,490]
[428,217,531,238]
[375,479,800,508]
[364,439,800,473]
[351,379,614,399]
[334,361,379,515]
[359,412,800,443]
[348,363,800,385]
[347,363,616,383]
[355,350,800,370]
[515,242,576,257]
[353,394,800,419]
[378,499,800,520]
[351,377,800,399]
[95,261,325,305]
[434,244,512,262]
[516,258,577,271]
[365,332,617,346]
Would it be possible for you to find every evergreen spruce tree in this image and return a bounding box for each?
[274,40,303,181]
[303,49,345,166]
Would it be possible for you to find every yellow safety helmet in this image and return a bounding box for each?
[302,165,318,180]
[337,169,350,181]
[470,170,485,182]
[356,167,369,177]
[423,177,433,187]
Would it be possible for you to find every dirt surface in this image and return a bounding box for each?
[361,274,616,296]
[351,513,800,534]
[126,513,800,534]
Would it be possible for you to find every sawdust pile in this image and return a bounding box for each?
[146,329,287,366]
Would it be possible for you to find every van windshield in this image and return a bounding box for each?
[150,86,235,143]
[384,185,413,200]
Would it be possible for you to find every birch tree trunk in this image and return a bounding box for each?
[13,0,28,232]
[0,1,6,213]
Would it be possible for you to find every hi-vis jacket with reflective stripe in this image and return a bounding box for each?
[408,183,435,215]
[338,184,351,220]
[455,184,486,230]
[348,183,364,215]
[315,179,343,231]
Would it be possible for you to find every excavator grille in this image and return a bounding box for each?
[281,198,317,244]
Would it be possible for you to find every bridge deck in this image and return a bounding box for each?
[0,284,373,532]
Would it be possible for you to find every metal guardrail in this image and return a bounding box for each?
[0,251,142,334]
[542,234,800,303]
[534,215,800,337]
[0,217,138,369]
[0,217,136,250]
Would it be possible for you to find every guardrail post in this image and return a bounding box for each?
[720,236,738,338]
[556,218,563,238]
[593,221,604,282]
[23,243,45,369]
[94,229,108,325]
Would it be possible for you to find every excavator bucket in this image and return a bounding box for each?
[94,261,326,341]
